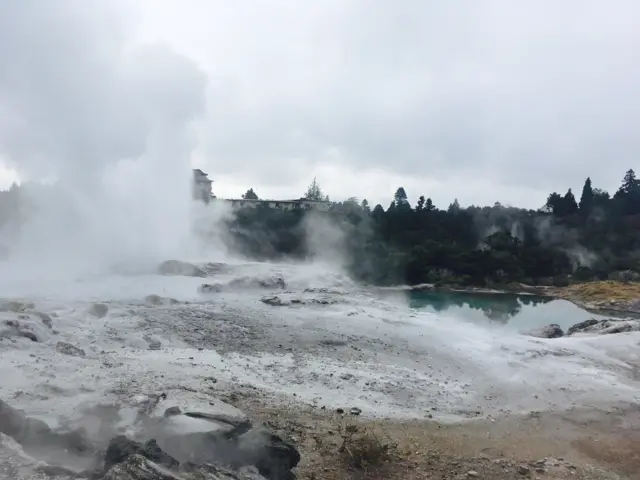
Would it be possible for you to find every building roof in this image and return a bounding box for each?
[226,198,329,203]
[193,169,213,182]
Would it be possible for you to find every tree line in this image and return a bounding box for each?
[228,169,640,287]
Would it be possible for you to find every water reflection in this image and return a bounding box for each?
[409,291,553,323]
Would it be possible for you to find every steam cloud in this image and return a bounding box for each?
[0,1,210,277]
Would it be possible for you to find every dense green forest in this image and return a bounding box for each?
[226,170,640,287]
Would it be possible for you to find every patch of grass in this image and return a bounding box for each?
[561,280,640,301]
[337,418,400,477]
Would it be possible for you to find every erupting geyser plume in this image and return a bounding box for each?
[0,0,209,279]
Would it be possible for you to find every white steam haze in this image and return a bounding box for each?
[0,1,215,277]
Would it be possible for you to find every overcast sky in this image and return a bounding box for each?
[0,1,638,209]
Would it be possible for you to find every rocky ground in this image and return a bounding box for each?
[232,396,640,479]
[1,261,640,479]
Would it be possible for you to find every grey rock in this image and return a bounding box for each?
[1,316,49,342]
[525,324,564,339]
[228,276,286,290]
[181,412,252,438]
[199,284,223,294]
[0,399,50,443]
[145,295,179,307]
[567,318,640,335]
[161,425,299,480]
[56,341,86,357]
[18,331,38,342]
[158,260,207,278]
[260,296,290,307]
[100,454,267,479]
[164,407,182,418]
[143,334,162,351]
[104,436,179,471]
[261,295,337,307]
[88,303,109,318]
[566,318,600,335]
[0,399,29,440]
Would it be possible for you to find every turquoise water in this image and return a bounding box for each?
[408,291,605,331]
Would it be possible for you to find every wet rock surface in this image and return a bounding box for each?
[101,454,267,480]
[524,323,564,338]
[104,436,179,471]
[0,397,298,480]
[567,317,640,335]
[162,425,299,480]
[528,318,640,338]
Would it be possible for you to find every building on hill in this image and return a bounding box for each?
[193,169,213,203]
[221,197,331,211]
[191,170,330,210]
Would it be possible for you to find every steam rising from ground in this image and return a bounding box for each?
[0,1,216,278]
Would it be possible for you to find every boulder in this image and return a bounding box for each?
[100,454,267,480]
[525,324,564,339]
[199,284,223,294]
[143,334,162,351]
[1,316,50,342]
[228,276,286,290]
[566,319,599,335]
[145,295,179,307]
[88,303,109,318]
[161,425,299,480]
[158,261,207,278]
[0,399,50,443]
[0,399,28,440]
[56,341,86,357]
[104,436,179,471]
[261,294,337,307]
[567,318,640,335]
[163,407,182,418]
[260,296,290,307]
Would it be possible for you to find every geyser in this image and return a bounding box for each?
[0,1,209,278]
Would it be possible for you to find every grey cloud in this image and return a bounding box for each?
[194,0,640,196]
[1,0,638,206]
[0,0,206,187]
